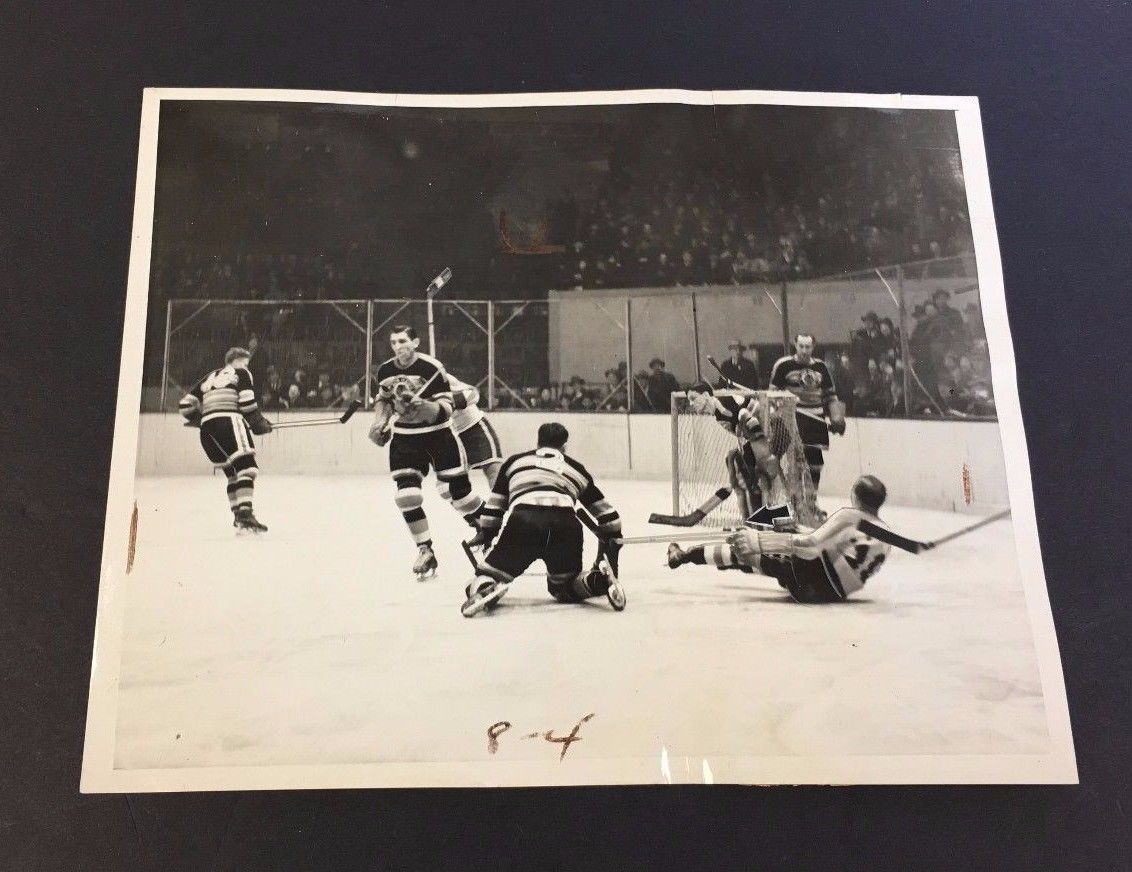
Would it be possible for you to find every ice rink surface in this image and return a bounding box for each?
[113,475,1050,772]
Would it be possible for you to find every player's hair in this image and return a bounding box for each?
[794,332,815,345]
[224,346,252,364]
[390,325,418,340]
[537,422,569,449]
[688,381,714,395]
[853,475,887,514]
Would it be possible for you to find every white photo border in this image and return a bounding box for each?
[80,88,1077,791]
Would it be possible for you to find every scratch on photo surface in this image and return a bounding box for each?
[126,501,138,573]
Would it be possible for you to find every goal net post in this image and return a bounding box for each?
[670,389,820,528]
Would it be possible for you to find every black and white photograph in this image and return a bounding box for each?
[81,88,1075,790]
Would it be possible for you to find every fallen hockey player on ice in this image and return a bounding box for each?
[666,475,892,603]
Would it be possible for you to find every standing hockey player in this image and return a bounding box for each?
[178,346,272,533]
[769,333,846,519]
[685,381,787,519]
[439,375,505,498]
[666,475,892,603]
[461,422,625,617]
[369,326,484,580]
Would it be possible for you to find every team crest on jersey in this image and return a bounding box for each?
[381,373,426,399]
[788,368,823,390]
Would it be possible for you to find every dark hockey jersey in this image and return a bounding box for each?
[374,352,455,434]
[711,393,765,442]
[769,355,837,411]
[480,447,621,538]
[180,364,258,423]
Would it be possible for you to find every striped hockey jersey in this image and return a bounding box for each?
[479,447,621,538]
[180,364,258,423]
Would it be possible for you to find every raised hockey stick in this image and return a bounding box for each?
[425,267,453,356]
[270,399,363,429]
[705,355,743,390]
[856,508,1011,555]
[648,486,732,526]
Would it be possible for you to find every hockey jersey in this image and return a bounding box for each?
[180,364,258,423]
[479,447,621,538]
[793,508,891,598]
[769,355,837,412]
[374,352,455,434]
[446,375,485,434]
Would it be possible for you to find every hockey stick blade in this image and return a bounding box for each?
[648,486,732,526]
[427,267,453,297]
[338,398,363,423]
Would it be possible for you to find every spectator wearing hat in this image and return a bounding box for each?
[716,339,761,390]
[851,311,883,370]
[646,358,681,413]
[932,289,967,345]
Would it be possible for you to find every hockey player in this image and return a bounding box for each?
[179,346,272,533]
[769,333,847,519]
[685,381,787,519]
[461,422,625,617]
[439,375,504,499]
[666,475,892,603]
[369,325,484,580]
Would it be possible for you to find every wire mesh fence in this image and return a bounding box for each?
[151,254,993,420]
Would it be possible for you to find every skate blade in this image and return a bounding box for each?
[414,569,438,582]
[461,584,508,617]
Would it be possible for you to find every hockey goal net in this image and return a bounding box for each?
[670,389,819,528]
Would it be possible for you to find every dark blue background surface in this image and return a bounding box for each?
[1,2,1129,869]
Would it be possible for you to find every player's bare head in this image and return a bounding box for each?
[389,325,419,360]
[794,333,815,357]
[537,422,569,450]
[224,346,252,367]
[852,475,887,515]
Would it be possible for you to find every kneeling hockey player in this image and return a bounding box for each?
[666,475,892,603]
[178,346,273,533]
[461,422,625,617]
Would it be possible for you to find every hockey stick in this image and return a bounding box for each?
[705,355,743,390]
[648,486,732,526]
[426,267,453,356]
[615,528,741,546]
[270,399,363,429]
[856,508,1011,555]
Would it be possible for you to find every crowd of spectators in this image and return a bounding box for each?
[553,128,972,292]
[836,287,994,418]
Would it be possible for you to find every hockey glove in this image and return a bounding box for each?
[601,537,622,577]
[369,423,393,447]
[828,399,847,436]
[182,410,202,429]
[401,397,443,425]
[247,411,273,435]
[466,526,496,551]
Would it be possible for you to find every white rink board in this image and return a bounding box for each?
[136,413,1009,514]
[110,475,1046,778]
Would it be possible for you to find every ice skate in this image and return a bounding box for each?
[413,544,438,581]
[233,506,268,534]
[461,579,508,617]
[667,542,689,569]
[598,562,627,612]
